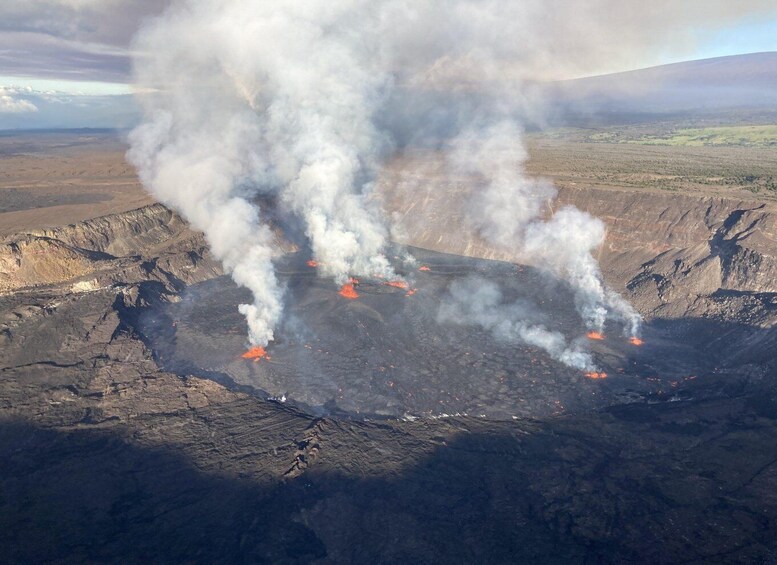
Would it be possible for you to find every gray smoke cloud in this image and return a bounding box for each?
[128,0,775,357]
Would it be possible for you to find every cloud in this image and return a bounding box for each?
[0,33,131,84]
[0,1,167,46]
[0,87,39,113]
[0,0,169,83]
[0,85,137,129]
[3,1,777,85]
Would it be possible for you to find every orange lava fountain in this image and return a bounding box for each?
[339,283,359,299]
[585,372,607,380]
[629,337,644,346]
[587,331,605,340]
[242,346,270,362]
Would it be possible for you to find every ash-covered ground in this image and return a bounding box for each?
[139,247,719,420]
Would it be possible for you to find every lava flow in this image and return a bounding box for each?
[587,331,605,340]
[585,371,608,380]
[242,346,270,362]
[405,288,417,297]
[629,337,644,346]
[339,283,359,299]
[385,280,409,289]
[419,266,431,271]
[306,260,319,268]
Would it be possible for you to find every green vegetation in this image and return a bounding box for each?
[729,175,777,194]
[526,128,777,199]
[627,125,777,147]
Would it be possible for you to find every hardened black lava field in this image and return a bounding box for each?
[138,247,733,420]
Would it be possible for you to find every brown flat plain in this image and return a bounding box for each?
[2,128,776,239]
[0,131,153,237]
[526,134,777,198]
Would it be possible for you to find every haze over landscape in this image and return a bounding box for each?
[2,2,777,563]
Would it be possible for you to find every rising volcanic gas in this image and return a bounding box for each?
[126,0,664,369]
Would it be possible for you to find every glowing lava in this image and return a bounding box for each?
[405,289,417,297]
[587,331,605,340]
[385,280,409,289]
[585,372,607,380]
[419,266,431,272]
[339,283,359,299]
[242,346,270,362]
[306,260,319,268]
[629,337,644,346]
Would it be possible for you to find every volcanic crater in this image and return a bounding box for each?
[5,128,777,562]
[137,246,725,420]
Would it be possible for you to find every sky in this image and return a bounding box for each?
[0,0,776,130]
[694,18,777,62]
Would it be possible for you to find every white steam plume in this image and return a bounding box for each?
[451,120,641,337]
[128,112,283,345]
[439,277,595,371]
[128,0,764,352]
[129,1,399,346]
[523,206,641,336]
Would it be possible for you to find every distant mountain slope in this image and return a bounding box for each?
[547,52,777,121]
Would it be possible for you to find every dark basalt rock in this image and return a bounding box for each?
[2,205,777,563]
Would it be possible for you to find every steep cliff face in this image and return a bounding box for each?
[31,204,194,257]
[559,188,777,321]
[3,183,775,325]
[380,168,777,323]
[0,204,221,294]
[0,236,103,294]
